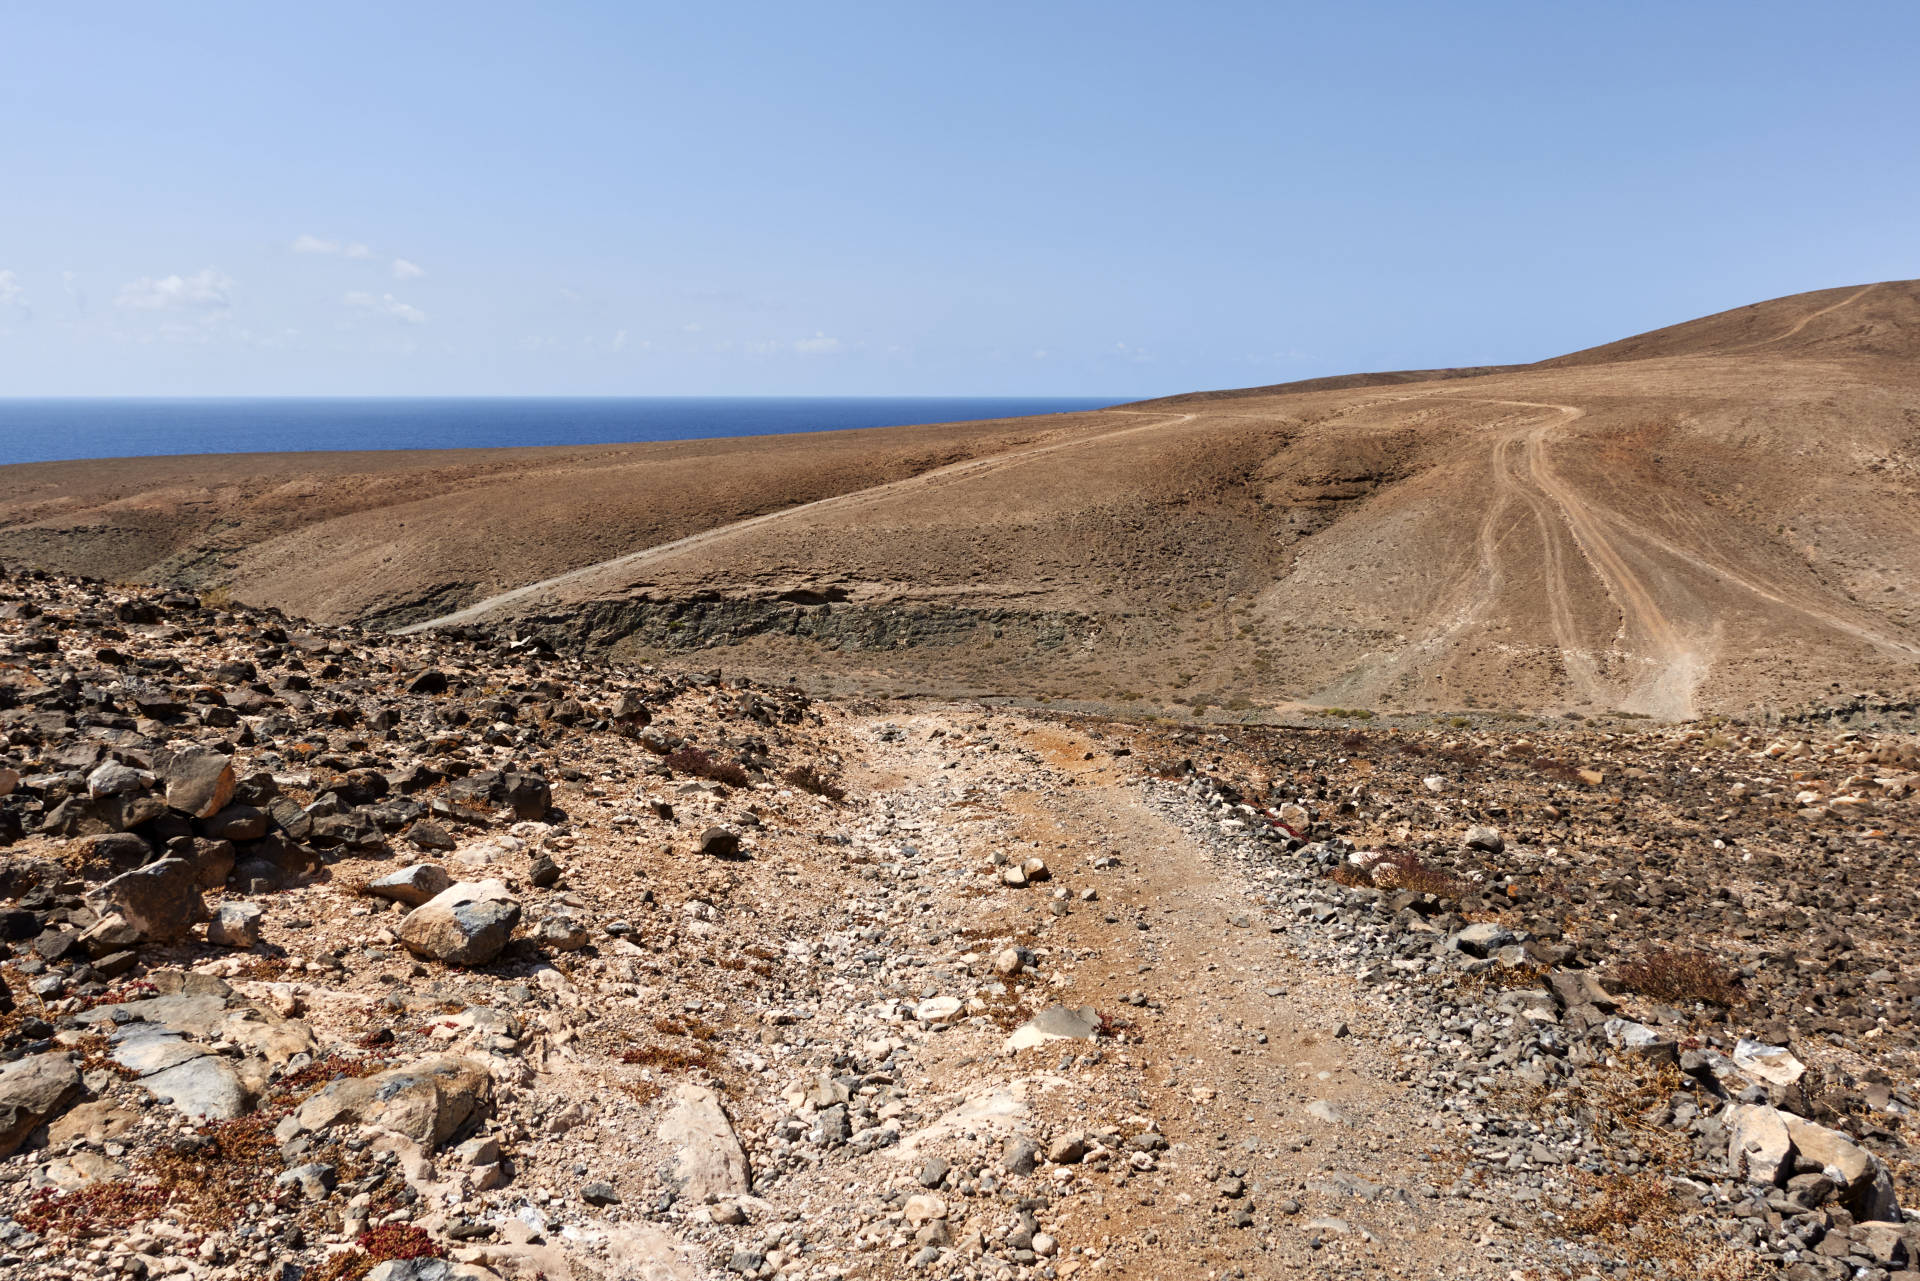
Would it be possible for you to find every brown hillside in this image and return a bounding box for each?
[3,279,1917,720]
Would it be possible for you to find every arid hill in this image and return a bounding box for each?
[4,280,1918,720]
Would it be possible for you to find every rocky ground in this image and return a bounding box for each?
[1,568,1918,1280]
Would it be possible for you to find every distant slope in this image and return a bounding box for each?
[3,279,1917,719]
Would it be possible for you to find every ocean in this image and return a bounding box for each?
[0,397,1126,466]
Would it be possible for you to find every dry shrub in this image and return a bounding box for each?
[621,1042,719,1073]
[662,747,750,787]
[1613,948,1743,1007]
[309,1225,446,1281]
[1532,756,1588,785]
[1561,1170,1671,1237]
[23,1113,288,1239]
[276,1053,388,1103]
[785,762,846,803]
[1502,1058,1690,1170]
[1328,850,1465,899]
[1458,962,1550,996]
[1556,1170,1768,1279]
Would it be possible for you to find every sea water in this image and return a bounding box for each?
[0,397,1123,466]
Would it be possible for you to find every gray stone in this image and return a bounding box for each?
[366,862,452,907]
[293,1055,492,1148]
[206,901,263,948]
[1046,1134,1088,1164]
[200,804,268,842]
[1450,922,1514,958]
[1004,1004,1100,1051]
[1728,1103,1794,1185]
[275,1162,337,1201]
[154,745,237,819]
[0,1053,82,1156]
[87,761,150,799]
[85,858,207,942]
[143,1054,248,1121]
[1462,825,1504,854]
[1548,968,1617,1012]
[398,880,521,965]
[657,1083,750,1200]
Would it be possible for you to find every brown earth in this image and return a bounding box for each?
[3,280,1918,720]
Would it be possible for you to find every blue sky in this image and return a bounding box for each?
[1,2,1915,397]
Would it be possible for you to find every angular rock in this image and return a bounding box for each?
[294,1055,492,1148]
[69,831,154,879]
[1732,1037,1805,1087]
[200,804,268,842]
[1548,968,1617,1012]
[0,1053,82,1156]
[87,761,151,799]
[366,862,453,906]
[206,900,264,948]
[658,1083,750,1201]
[1450,922,1514,958]
[185,837,236,889]
[1004,1005,1100,1052]
[153,745,237,819]
[915,996,963,1024]
[700,827,742,859]
[1728,1103,1795,1185]
[398,880,521,965]
[1783,1113,1901,1221]
[406,818,457,851]
[1462,825,1504,854]
[85,857,207,942]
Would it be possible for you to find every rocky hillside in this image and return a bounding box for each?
[2,568,1919,1280]
[7,283,1919,720]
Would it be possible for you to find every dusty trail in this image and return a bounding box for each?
[879,716,1489,1277]
[1735,281,1879,349]
[398,412,1197,634]
[1434,396,1705,718]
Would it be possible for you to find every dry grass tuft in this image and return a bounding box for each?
[309,1224,446,1281]
[1613,948,1743,1007]
[662,747,750,787]
[620,1042,720,1073]
[1327,849,1466,899]
[785,762,846,802]
[1555,1171,1768,1279]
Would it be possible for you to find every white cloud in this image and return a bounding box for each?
[116,269,234,311]
[295,234,373,259]
[344,290,426,324]
[793,332,843,356]
[0,270,24,309]
[612,329,629,352]
[391,258,426,281]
